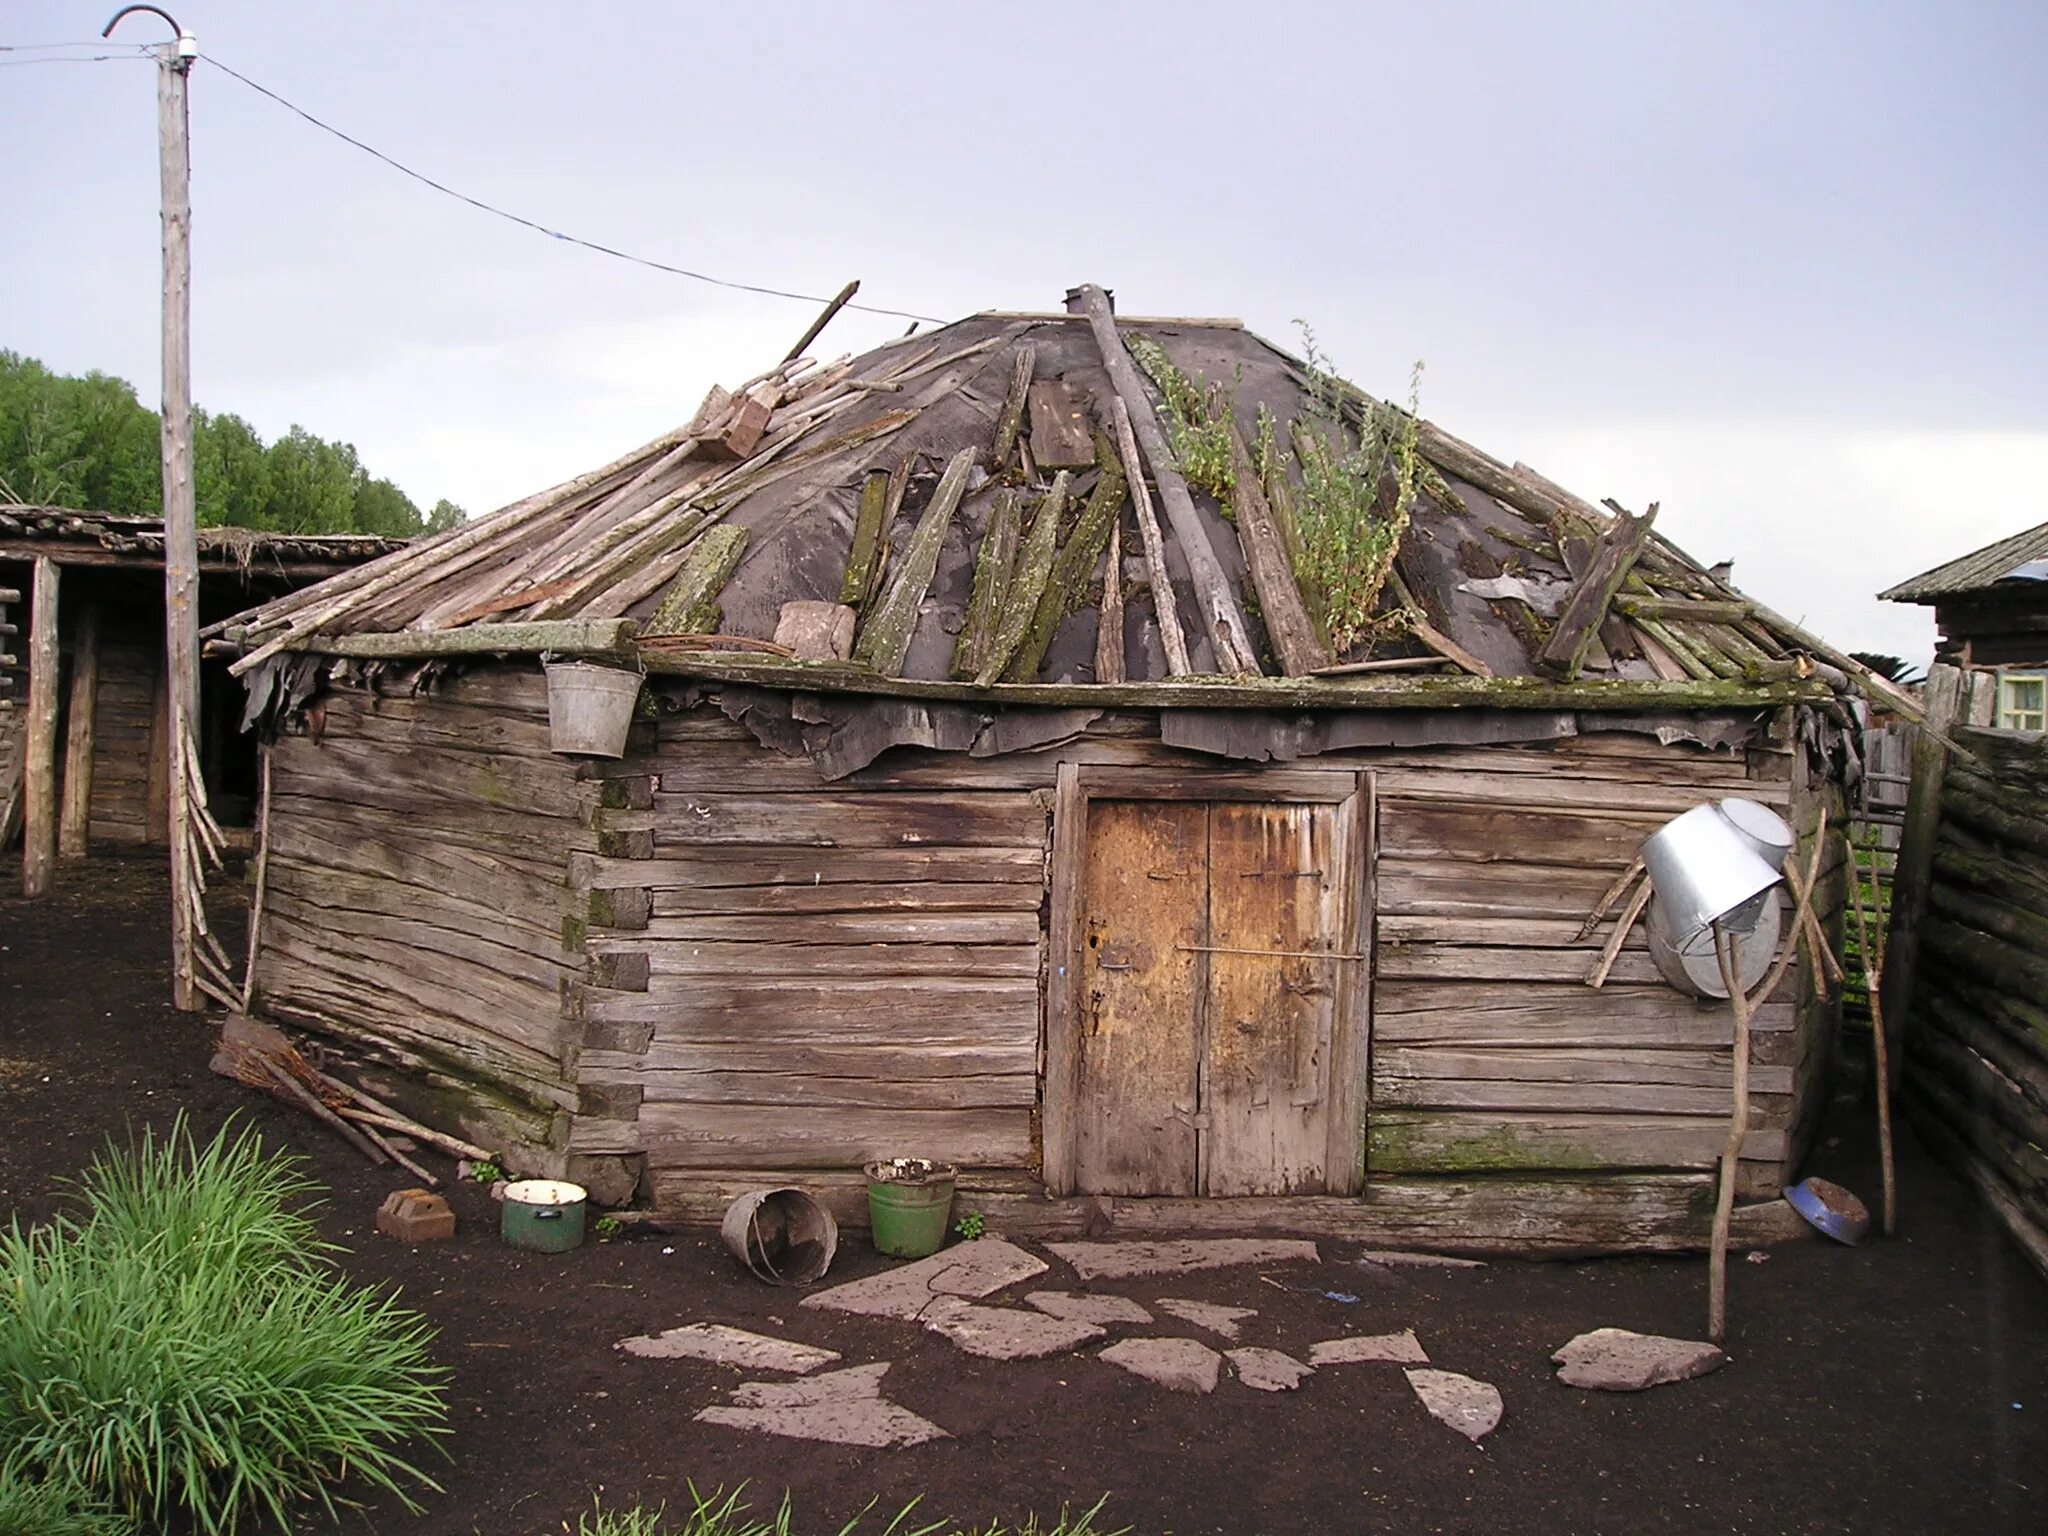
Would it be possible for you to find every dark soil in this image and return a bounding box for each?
[5,857,2047,1535]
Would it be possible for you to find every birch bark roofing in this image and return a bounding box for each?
[199,296,1875,708]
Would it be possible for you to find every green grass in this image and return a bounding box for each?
[0,1465,125,1536]
[576,1486,1121,1536]
[0,1116,448,1535]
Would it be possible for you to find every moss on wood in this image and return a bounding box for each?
[973,471,1070,686]
[852,447,977,676]
[951,488,1021,680]
[1004,436,1128,682]
[644,525,748,637]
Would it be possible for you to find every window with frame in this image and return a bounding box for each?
[1999,671,2047,731]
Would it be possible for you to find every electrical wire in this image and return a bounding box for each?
[0,52,151,67]
[196,51,945,326]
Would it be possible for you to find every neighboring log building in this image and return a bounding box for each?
[209,293,1898,1252]
[0,507,399,859]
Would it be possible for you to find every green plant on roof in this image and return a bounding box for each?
[1128,339,1237,504]
[0,1115,447,1534]
[1286,324,1426,655]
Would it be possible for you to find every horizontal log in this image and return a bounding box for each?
[640,651,1827,712]
[630,1067,1034,1112]
[629,911,1041,945]
[587,846,1046,889]
[651,790,1045,849]
[1375,768,1780,816]
[650,879,1042,917]
[1380,914,1640,950]
[1377,858,1629,921]
[1376,1043,1789,1092]
[1372,1077,1789,1117]
[627,939,1040,980]
[1377,944,1664,986]
[597,1039,1036,1081]
[1379,801,1645,869]
[579,977,1039,1044]
[635,1102,1034,1170]
[281,618,638,660]
[1367,1109,1787,1174]
[1372,980,1792,1044]
[1900,1089,2048,1282]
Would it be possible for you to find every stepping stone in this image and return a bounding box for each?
[800,1238,1047,1321]
[1100,1336,1224,1394]
[1551,1328,1726,1391]
[731,1362,891,1408]
[1156,1298,1257,1340]
[1047,1239,1318,1281]
[1227,1347,1313,1392]
[1358,1250,1485,1269]
[921,1297,1105,1360]
[1308,1329,1428,1366]
[696,1398,947,1448]
[1027,1291,1153,1326]
[1405,1369,1502,1443]
[616,1323,839,1374]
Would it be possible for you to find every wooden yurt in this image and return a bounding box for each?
[0,507,400,860]
[209,289,1908,1251]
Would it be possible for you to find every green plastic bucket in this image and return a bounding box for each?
[864,1159,956,1258]
[500,1179,587,1254]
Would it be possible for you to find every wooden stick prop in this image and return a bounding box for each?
[782,279,860,365]
[1782,856,1844,998]
[254,1054,387,1167]
[1587,873,1653,989]
[1577,856,1647,941]
[1110,395,1191,676]
[1848,854,1898,1235]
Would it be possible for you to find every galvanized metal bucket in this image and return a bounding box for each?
[543,661,642,758]
[1638,802,1785,949]
[720,1187,839,1284]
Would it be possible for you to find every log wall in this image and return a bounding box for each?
[1901,725,2048,1279]
[87,620,162,846]
[250,670,598,1172]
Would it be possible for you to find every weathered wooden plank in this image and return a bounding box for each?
[1228,425,1330,676]
[1381,914,1637,950]
[581,978,1040,1047]
[975,473,1069,686]
[1536,502,1657,679]
[57,601,98,860]
[597,846,1045,889]
[650,790,1045,848]
[1374,767,1780,815]
[21,558,58,896]
[635,1102,1035,1170]
[614,1039,1036,1081]
[289,618,638,660]
[1374,980,1792,1045]
[1378,858,1625,920]
[839,469,893,609]
[1368,1109,1786,1173]
[1376,944,1663,985]
[628,910,1040,946]
[853,447,977,676]
[989,343,1036,472]
[1376,1044,1788,1091]
[271,734,592,821]
[631,1068,1035,1112]
[1376,1077,1792,1119]
[632,939,1039,980]
[645,525,748,637]
[1378,801,1645,869]
[950,488,1021,680]
[1026,377,1095,468]
[1006,441,1127,681]
[650,880,1041,917]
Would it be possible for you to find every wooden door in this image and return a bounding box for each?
[1071,797,1348,1198]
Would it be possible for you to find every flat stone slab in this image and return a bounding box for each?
[1156,1298,1257,1340]
[1047,1239,1318,1281]
[1308,1329,1428,1366]
[800,1238,1047,1321]
[1405,1368,1503,1442]
[1551,1328,1726,1391]
[696,1398,947,1448]
[731,1362,891,1408]
[617,1323,839,1374]
[1027,1291,1153,1326]
[1100,1336,1223,1394]
[1227,1346,1313,1392]
[922,1297,1105,1360]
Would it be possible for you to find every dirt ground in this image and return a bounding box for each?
[4,856,2046,1536]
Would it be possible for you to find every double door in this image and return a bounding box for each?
[1069,793,1361,1197]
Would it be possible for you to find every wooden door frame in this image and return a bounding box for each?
[1044,763,1374,1197]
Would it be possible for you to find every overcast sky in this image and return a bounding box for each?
[7,1,2045,662]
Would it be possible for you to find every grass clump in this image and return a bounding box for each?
[1285,324,1425,655]
[574,1486,1120,1536]
[0,1116,448,1535]
[1128,339,1237,503]
[0,1466,124,1536]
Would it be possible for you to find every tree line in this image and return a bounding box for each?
[0,350,464,537]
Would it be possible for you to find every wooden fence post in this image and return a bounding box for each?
[22,557,60,897]
[59,601,100,860]
[1879,661,1964,1094]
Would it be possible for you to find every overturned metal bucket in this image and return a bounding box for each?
[720,1187,838,1285]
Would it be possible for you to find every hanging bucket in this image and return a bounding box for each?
[864,1158,957,1259]
[720,1187,839,1285]
[544,660,642,758]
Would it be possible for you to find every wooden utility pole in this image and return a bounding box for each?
[107,6,202,1008]
[59,602,101,859]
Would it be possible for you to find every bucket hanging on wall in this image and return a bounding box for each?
[544,660,643,758]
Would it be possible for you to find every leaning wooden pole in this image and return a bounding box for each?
[157,32,202,1010]
[21,557,60,898]
[1849,854,1899,1235]
[58,601,100,860]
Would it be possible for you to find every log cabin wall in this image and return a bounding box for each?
[248,670,598,1175]
[562,688,1833,1226]
[87,609,164,847]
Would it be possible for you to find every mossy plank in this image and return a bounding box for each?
[643,525,749,637]
[950,488,1022,680]
[839,469,892,609]
[1003,441,1127,683]
[852,447,977,676]
[989,343,1036,473]
[1366,1109,1784,1173]
[973,472,1069,686]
